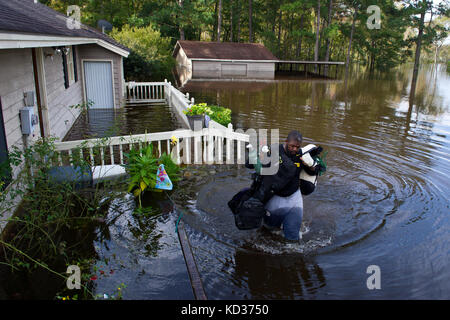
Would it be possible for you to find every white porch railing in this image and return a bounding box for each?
[126,81,166,102]
[125,80,193,128]
[53,124,249,167]
[54,81,247,168]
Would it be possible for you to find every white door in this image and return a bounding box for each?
[84,61,114,109]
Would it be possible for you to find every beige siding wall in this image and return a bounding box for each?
[0,44,125,155]
[174,48,192,87]
[77,44,125,108]
[42,46,83,141]
[0,49,40,161]
[192,60,275,79]
[176,47,192,68]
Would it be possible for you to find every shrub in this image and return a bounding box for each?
[0,138,113,299]
[123,143,180,209]
[183,103,232,126]
[110,24,174,81]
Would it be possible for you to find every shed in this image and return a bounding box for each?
[173,40,278,82]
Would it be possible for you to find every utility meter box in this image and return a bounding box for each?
[20,107,38,135]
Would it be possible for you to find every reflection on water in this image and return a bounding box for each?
[64,103,183,141]
[92,193,194,300]
[174,64,450,299]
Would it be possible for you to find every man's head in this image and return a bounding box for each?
[284,130,302,156]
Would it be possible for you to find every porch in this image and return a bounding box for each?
[54,81,249,167]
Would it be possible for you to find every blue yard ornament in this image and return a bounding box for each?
[155,164,173,190]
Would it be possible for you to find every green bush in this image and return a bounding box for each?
[0,138,113,299]
[183,103,232,126]
[110,24,174,81]
[123,143,180,209]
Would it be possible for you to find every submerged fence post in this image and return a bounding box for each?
[168,82,172,106]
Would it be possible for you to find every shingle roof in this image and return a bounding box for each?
[174,40,278,61]
[0,0,129,52]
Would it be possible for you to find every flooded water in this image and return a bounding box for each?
[173,64,450,299]
[64,103,183,141]
[59,64,448,300]
[91,192,194,300]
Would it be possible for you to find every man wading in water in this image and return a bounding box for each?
[228,130,307,243]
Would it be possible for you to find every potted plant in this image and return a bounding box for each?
[183,103,207,130]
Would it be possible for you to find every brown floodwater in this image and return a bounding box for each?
[64,103,183,141]
[174,64,450,299]
[60,64,449,300]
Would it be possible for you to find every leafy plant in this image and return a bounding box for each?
[70,100,94,113]
[183,103,232,126]
[183,103,208,116]
[123,143,159,208]
[0,138,115,300]
[123,143,181,210]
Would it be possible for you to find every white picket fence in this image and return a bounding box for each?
[126,80,193,128]
[54,81,248,167]
[126,81,166,102]
[53,124,249,167]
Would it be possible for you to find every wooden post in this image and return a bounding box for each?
[177,221,207,300]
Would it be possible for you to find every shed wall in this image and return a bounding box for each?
[192,61,275,79]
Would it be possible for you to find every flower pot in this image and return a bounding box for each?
[187,114,205,130]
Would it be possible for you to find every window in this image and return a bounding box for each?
[67,48,75,85]
[62,46,78,89]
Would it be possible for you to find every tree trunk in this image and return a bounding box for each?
[217,0,222,42]
[345,9,357,79]
[410,9,425,101]
[314,0,321,73]
[324,0,333,76]
[237,0,241,42]
[249,0,253,42]
[178,0,185,40]
[286,12,294,58]
[212,0,218,41]
[296,14,304,59]
[277,7,283,57]
[230,0,234,41]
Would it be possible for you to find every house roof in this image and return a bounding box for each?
[174,40,278,61]
[0,0,129,56]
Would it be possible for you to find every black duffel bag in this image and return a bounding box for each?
[228,188,267,230]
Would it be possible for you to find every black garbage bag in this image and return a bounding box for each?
[228,188,266,230]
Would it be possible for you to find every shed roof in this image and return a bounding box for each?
[174,40,278,61]
[0,0,129,55]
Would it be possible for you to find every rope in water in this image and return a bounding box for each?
[164,191,184,233]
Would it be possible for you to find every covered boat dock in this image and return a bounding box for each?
[275,60,345,77]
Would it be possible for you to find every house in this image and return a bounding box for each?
[0,0,130,182]
[173,40,278,85]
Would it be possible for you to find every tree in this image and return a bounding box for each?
[314,0,321,72]
[110,24,174,81]
[217,0,223,41]
[404,0,449,101]
[324,0,334,75]
[249,0,253,42]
